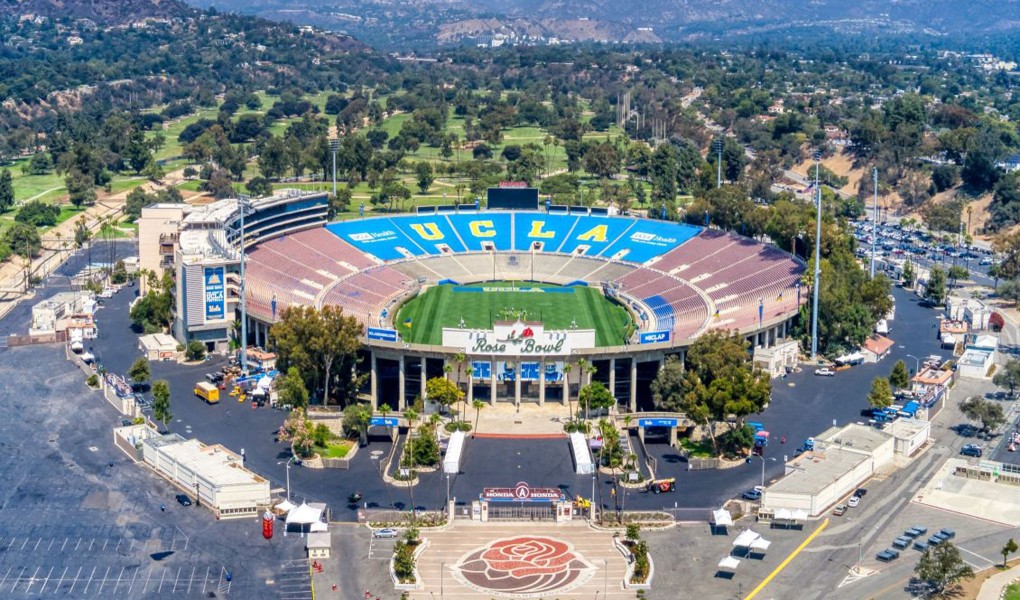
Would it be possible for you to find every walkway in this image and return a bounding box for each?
[977,564,1020,600]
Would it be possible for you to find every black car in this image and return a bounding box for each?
[853,488,868,498]
[175,494,192,507]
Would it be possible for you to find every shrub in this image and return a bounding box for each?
[393,541,417,582]
[86,374,99,388]
[185,340,206,361]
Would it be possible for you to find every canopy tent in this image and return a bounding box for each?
[790,509,808,521]
[257,375,273,390]
[274,499,296,513]
[712,509,734,527]
[773,508,792,520]
[749,538,772,552]
[309,521,328,533]
[717,556,741,571]
[732,529,761,548]
[286,502,323,526]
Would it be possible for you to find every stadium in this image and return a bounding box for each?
[223,190,807,413]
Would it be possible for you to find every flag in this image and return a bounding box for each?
[713,309,720,319]
[776,292,783,301]
[403,318,413,328]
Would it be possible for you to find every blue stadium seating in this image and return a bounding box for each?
[599,219,701,263]
[446,213,513,251]
[642,295,676,332]
[327,211,704,263]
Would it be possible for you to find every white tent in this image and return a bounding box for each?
[717,556,741,571]
[732,529,761,548]
[309,521,328,533]
[749,537,772,552]
[286,502,323,526]
[257,375,273,390]
[773,508,792,521]
[790,509,808,521]
[712,509,734,527]
[275,499,296,513]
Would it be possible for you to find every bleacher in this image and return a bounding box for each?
[247,211,804,344]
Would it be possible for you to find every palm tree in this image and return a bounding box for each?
[452,353,467,420]
[472,399,485,438]
[403,408,419,523]
[379,403,391,420]
[563,364,574,422]
[577,358,596,423]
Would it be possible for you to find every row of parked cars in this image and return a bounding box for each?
[877,527,955,562]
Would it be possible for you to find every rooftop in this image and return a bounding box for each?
[816,423,893,454]
[862,335,894,355]
[768,447,871,496]
[886,418,930,440]
[144,436,264,486]
[912,368,952,385]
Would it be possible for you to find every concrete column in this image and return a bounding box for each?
[398,356,406,411]
[514,362,522,408]
[370,353,378,411]
[490,360,497,406]
[539,360,546,406]
[630,358,638,413]
[420,357,427,401]
[609,358,616,404]
[466,374,473,406]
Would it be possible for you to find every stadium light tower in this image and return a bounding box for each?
[713,138,723,189]
[237,194,252,374]
[329,138,341,199]
[870,167,878,279]
[810,151,822,362]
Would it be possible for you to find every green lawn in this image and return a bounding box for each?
[1006,582,1020,600]
[317,440,353,459]
[394,282,631,347]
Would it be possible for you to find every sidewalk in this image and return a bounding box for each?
[977,564,1020,600]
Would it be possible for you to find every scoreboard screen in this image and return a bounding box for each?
[487,187,539,210]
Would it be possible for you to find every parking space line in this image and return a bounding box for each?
[114,566,124,593]
[68,565,82,594]
[188,566,196,594]
[98,566,110,594]
[55,566,67,593]
[82,566,96,594]
[115,538,122,553]
[127,565,138,594]
[141,566,152,594]
[61,538,68,552]
[0,566,11,589]
[172,566,181,593]
[11,567,25,593]
[33,537,41,551]
[959,546,995,567]
[20,537,28,550]
[158,566,166,593]
[47,538,54,551]
[25,566,40,593]
[102,538,108,551]
[38,566,53,594]
[88,538,94,551]
[75,537,82,551]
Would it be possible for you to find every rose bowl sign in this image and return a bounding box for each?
[442,321,595,357]
[482,481,565,503]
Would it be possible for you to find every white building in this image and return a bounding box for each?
[141,434,270,519]
[957,334,998,380]
[31,291,95,334]
[947,296,992,331]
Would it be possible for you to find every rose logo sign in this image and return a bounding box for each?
[452,536,595,596]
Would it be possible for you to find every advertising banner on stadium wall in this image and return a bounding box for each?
[366,327,398,342]
[204,266,225,321]
[472,361,564,381]
[443,321,594,357]
[639,330,671,344]
[481,481,564,502]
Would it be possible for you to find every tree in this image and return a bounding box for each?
[583,142,621,180]
[185,340,206,361]
[151,379,173,432]
[246,176,273,198]
[128,357,151,389]
[901,260,915,287]
[0,169,13,213]
[947,264,968,288]
[73,218,90,249]
[925,266,948,306]
[110,260,128,285]
[4,222,42,258]
[993,359,1020,397]
[277,366,309,410]
[342,402,372,446]
[960,396,1006,433]
[269,305,363,405]
[15,200,59,226]
[914,542,974,596]
[579,382,615,418]
[867,377,894,409]
[65,169,96,208]
[425,376,463,415]
[415,162,434,194]
[472,399,485,438]
[998,279,1020,306]
[994,230,1020,281]
[889,360,910,390]
[1002,538,1018,567]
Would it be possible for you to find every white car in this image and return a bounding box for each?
[814,367,836,377]
[373,528,399,539]
[847,496,860,508]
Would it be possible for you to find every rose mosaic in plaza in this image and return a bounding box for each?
[451,536,596,597]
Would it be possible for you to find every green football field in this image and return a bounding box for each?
[394,282,633,347]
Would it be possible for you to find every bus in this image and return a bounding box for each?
[194,381,220,404]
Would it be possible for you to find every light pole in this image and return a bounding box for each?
[870,167,878,279]
[751,454,777,490]
[714,138,723,189]
[446,473,450,504]
[278,457,294,501]
[810,151,822,362]
[329,138,340,199]
[234,194,253,373]
[906,354,920,376]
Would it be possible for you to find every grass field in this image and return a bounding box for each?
[394,282,632,347]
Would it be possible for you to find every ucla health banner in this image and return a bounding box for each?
[204,266,226,321]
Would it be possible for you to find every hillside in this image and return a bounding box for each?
[0,0,193,24]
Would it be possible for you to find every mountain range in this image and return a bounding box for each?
[0,0,193,24]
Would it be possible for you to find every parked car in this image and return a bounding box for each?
[892,537,912,550]
[373,528,399,539]
[741,489,762,501]
[853,488,868,498]
[814,367,836,377]
[960,444,983,458]
[833,504,847,516]
[175,494,192,507]
[938,528,955,540]
[928,534,946,546]
[847,496,860,508]
[913,540,929,551]
[876,549,900,562]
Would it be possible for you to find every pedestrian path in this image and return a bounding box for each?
[976,564,1020,600]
